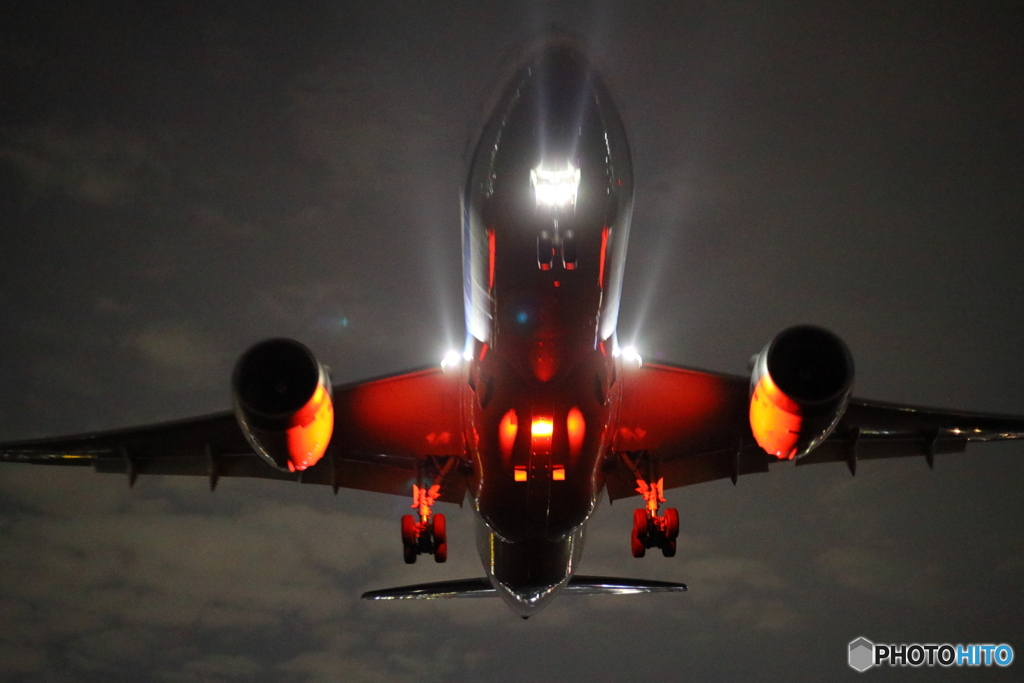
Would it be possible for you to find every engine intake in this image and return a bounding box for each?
[749,325,853,459]
[232,338,334,472]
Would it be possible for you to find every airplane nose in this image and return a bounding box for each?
[519,44,593,158]
[466,36,632,223]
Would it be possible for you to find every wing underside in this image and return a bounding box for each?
[605,362,1024,501]
[0,367,469,503]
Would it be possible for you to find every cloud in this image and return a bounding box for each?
[814,545,942,605]
[1,123,167,207]
[121,323,223,390]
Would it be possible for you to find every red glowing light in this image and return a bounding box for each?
[749,373,802,459]
[286,382,334,471]
[488,229,496,289]
[531,416,553,454]
[598,226,609,288]
[514,466,528,482]
[530,342,557,382]
[566,407,585,458]
[552,466,566,481]
[499,409,518,460]
[553,280,560,287]
[531,418,553,436]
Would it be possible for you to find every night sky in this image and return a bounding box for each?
[2,2,1023,681]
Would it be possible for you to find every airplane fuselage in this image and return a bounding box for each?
[460,38,634,615]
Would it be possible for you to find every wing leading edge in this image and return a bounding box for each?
[0,367,468,503]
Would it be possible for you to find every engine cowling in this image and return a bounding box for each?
[749,325,854,460]
[232,338,334,472]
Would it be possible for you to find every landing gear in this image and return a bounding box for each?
[400,485,448,564]
[432,513,447,563]
[400,456,459,564]
[621,452,680,558]
[631,509,647,558]
[630,477,680,557]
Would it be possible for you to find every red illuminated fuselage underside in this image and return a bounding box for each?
[459,38,634,612]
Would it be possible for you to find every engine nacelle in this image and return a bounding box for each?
[232,338,334,472]
[749,325,854,460]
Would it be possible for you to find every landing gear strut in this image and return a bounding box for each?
[401,457,456,564]
[620,452,680,558]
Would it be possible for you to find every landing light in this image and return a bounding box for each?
[531,162,580,208]
[621,346,643,367]
[441,350,462,370]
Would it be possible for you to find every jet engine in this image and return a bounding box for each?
[232,338,334,472]
[749,325,853,460]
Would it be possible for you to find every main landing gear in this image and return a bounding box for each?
[401,484,447,564]
[630,478,679,557]
[620,452,679,558]
[401,457,458,564]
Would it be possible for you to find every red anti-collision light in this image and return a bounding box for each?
[531,417,553,455]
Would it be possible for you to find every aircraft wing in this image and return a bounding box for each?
[0,367,468,503]
[606,361,1024,501]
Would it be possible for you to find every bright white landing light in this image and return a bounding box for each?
[621,346,643,367]
[441,350,462,370]
[530,162,581,208]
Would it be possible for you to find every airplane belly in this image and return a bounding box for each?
[468,347,613,543]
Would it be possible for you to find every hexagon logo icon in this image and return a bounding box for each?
[849,637,875,672]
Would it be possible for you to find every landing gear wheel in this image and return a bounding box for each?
[631,509,648,558]
[664,508,679,540]
[401,514,417,546]
[432,514,447,563]
[631,531,646,558]
[401,514,418,563]
[661,539,677,558]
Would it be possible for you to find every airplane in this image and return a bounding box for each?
[3,34,1024,619]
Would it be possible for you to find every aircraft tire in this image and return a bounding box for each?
[401,514,417,546]
[664,508,679,539]
[632,509,648,557]
[432,514,447,549]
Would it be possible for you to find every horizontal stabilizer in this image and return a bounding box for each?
[361,575,687,600]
